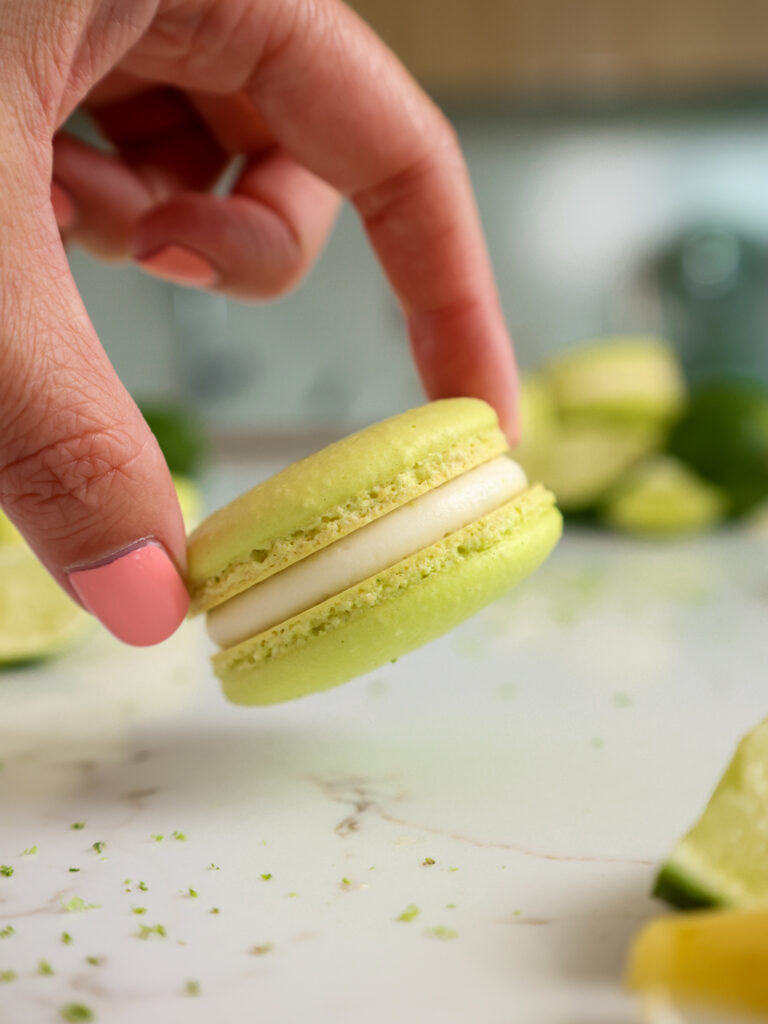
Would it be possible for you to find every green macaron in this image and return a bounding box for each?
[187,399,562,705]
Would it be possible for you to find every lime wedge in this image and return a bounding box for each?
[601,456,727,536]
[0,548,91,665]
[627,908,768,1017]
[535,422,662,512]
[655,717,768,909]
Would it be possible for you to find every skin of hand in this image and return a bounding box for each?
[0,0,519,646]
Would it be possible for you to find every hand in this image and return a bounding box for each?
[0,0,519,646]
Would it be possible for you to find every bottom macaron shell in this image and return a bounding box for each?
[214,485,562,706]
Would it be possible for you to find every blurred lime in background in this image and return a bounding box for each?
[667,381,768,516]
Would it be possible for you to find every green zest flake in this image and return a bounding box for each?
[186,888,199,899]
[138,881,148,892]
[60,1005,94,1022]
[61,932,73,945]
[38,959,54,976]
[0,925,14,938]
[70,823,85,831]
[426,925,458,940]
[85,957,101,966]
[260,873,272,881]
[135,923,166,940]
[91,842,105,855]
[62,896,100,912]
[341,877,351,886]
[396,904,420,923]
[131,907,147,915]
[209,907,220,915]
[185,980,201,996]
[0,970,17,983]
[69,868,80,873]
[250,943,273,956]
[172,831,186,841]
[0,865,13,877]
[446,903,456,909]
[448,867,459,873]
[208,864,220,871]
[123,879,131,887]
[151,834,163,842]
[288,892,298,898]
[22,846,38,856]
[422,857,436,866]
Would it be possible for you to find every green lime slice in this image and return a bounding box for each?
[668,381,768,516]
[655,717,768,909]
[0,548,91,666]
[601,456,727,536]
[535,422,662,512]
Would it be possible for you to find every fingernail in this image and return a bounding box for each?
[51,181,76,230]
[69,541,189,647]
[137,244,218,288]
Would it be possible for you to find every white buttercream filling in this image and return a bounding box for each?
[207,455,527,650]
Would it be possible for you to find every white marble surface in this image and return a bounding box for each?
[3,467,768,1024]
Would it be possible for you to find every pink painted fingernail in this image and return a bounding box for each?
[137,244,218,288]
[69,541,189,647]
[51,181,76,230]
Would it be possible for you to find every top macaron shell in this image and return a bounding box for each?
[187,399,508,614]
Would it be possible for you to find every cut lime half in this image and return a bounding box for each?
[0,548,91,665]
[655,716,768,909]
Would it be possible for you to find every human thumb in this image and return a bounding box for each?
[0,113,189,646]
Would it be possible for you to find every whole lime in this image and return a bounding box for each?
[668,382,768,515]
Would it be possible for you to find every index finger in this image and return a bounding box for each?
[252,1,518,437]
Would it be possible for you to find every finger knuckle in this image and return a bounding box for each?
[0,403,146,542]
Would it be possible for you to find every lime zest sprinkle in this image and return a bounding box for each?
[185,888,199,899]
[131,906,147,915]
[341,877,351,886]
[396,904,420,922]
[250,943,273,955]
[207,863,220,871]
[69,868,80,873]
[61,932,73,945]
[209,907,220,915]
[91,842,105,855]
[0,925,14,938]
[260,873,272,881]
[185,980,201,996]
[135,923,166,940]
[151,834,163,842]
[172,831,186,841]
[62,896,100,913]
[426,925,458,940]
[22,846,38,856]
[70,823,85,831]
[138,881,148,892]
[85,956,101,966]
[288,892,298,898]
[0,865,13,877]
[0,970,17,983]
[446,903,457,909]
[38,959,54,976]
[422,857,436,866]
[448,867,459,872]
[60,1004,94,1022]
